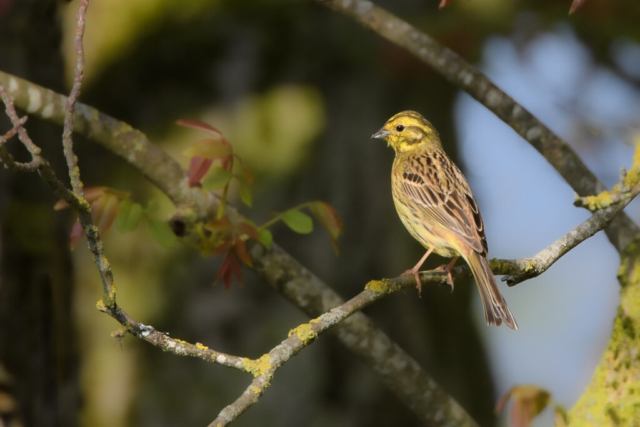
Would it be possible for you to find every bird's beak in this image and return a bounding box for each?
[371,129,389,139]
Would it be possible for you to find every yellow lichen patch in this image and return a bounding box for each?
[580,192,615,212]
[288,323,317,344]
[251,386,261,394]
[624,140,640,188]
[365,279,401,294]
[242,355,272,378]
[174,338,188,344]
[95,299,107,312]
[196,342,209,350]
[102,282,117,309]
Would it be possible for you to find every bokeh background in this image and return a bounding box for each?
[1,0,639,426]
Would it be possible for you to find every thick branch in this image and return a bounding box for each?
[315,0,640,252]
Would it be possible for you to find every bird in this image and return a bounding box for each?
[372,110,518,330]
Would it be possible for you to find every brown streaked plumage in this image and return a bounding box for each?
[372,110,518,330]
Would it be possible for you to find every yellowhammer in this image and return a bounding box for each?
[372,111,518,330]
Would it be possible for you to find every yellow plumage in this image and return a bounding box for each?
[373,111,518,330]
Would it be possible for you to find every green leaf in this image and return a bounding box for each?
[116,199,143,233]
[258,229,273,248]
[201,167,232,190]
[239,182,252,207]
[309,201,344,254]
[144,200,160,216]
[282,209,313,234]
[146,218,177,248]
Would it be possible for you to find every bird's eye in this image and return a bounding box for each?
[396,125,405,132]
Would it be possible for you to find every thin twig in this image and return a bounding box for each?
[97,303,252,372]
[0,115,27,147]
[314,0,640,253]
[58,0,117,305]
[501,182,640,286]
[62,0,89,196]
[0,84,40,156]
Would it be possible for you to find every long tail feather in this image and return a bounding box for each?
[465,252,518,330]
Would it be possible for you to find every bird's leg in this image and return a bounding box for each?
[436,257,459,292]
[401,248,434,295]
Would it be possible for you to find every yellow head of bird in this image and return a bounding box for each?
[372,110,442,153]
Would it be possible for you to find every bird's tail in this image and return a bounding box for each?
[465,252,518,330]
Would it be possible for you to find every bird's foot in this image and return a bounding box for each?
[401,268,422,296]
[436,257,458,293]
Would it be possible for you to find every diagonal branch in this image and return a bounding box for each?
[497,183,640,286]
[314,0,640,253]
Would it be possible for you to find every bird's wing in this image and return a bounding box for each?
[398,150,488,255]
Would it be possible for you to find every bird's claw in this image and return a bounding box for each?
[436,263,456,293]
[401,268,422,297]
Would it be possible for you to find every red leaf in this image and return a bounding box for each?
[569,0,586,14]
[228,254,242,287]
[214,252,231,286]
[69,220,84,250]
[91,194,119,236]
[309,201,344,254]
[176,119,223,137]
[221,154,233,172]
[188,156,213,187]
[235,238,253,267]
[223,267,233,290]
[439,0,453,9]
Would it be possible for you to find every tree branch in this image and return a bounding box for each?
[314,0,640,253]
[0,115,27,147]
[498,181,640,286]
